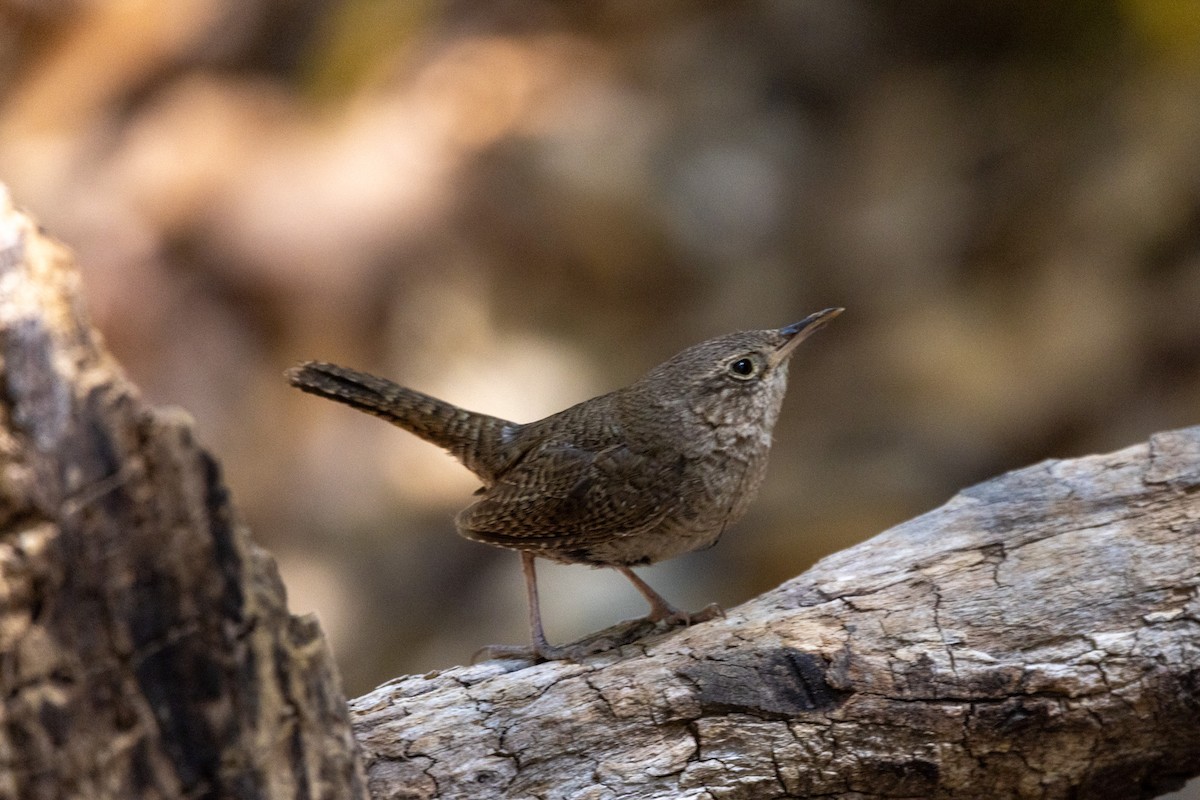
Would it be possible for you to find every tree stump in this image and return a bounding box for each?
[0,187,367,798]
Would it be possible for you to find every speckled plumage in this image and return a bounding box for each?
[287,307,841,659]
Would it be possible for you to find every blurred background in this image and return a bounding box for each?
[2,0,1199,718]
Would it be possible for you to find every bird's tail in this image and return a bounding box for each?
[286,361,515,483]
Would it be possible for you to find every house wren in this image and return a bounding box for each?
[287,307,842,660]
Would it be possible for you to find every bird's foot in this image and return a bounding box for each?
[647,601,725,628]
[472,642,561,663]
[472,617,661,664]
[473,604,724,663]
[473,637,617,664]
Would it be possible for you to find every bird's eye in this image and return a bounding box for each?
[728,357,757,379]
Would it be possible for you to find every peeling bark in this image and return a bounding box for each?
[352,431,1200,798]
[0,189,367,797]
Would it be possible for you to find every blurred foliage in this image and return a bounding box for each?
[1,0,1198,713]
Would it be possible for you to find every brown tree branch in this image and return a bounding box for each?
[0,189,367,797]
[351,428,1200,797]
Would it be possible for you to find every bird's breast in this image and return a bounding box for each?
[574,438,771,566]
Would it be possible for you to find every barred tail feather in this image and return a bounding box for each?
[286,361,514,482]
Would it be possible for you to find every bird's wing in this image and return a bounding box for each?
[456,440,681,550]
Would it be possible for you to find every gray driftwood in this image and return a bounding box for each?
[0,188,367,797]
[352,432,1200,798]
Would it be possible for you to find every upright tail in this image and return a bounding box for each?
[286,361,516,484]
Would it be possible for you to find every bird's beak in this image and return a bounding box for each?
[770,307,844,366]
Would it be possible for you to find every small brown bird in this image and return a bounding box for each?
[287,307,841,660]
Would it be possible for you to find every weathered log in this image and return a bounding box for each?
[3,181,1198,800]
[0,187,367,798]
[351,427,1200,797]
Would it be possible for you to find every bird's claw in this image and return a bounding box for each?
[473,637,621,664]
[649,601,725,627]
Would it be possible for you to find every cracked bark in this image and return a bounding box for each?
[0,192,367,797]
[353,434,1200,796]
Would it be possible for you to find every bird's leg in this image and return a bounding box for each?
[520,551,569,660]
[476,551,576,662]
[478,553,642,663]
[615,566,724,626]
